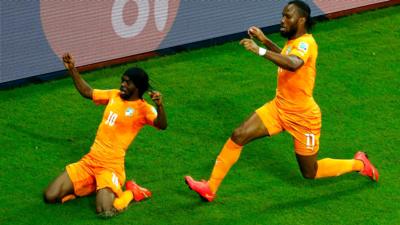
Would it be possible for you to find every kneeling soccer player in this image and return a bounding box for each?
[44,53,167,217]
[185,0,378,202]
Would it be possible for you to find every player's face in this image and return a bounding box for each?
[120,75,137,100]
[280,4,301,39]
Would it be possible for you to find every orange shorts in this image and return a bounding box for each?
[66,155,125,197]
[255,99,321,156]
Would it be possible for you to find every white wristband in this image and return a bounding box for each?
[258,47,267,56]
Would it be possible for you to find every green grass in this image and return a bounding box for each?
[1,6,399,225]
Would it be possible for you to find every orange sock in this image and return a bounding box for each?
[353,159,364,171]
[208,138,243,193]
[315,158,364,178]
[61,194,76,203]
[113,191,133,211]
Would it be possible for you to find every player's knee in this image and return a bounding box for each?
[96,204,116,219]
[43,189,58,203]
[97,202,114,212]
[96,192,115,215]
[231,127,247,145]
[301,170,317,179]
[97,210,116,219]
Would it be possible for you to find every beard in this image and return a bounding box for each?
[120,93,130,100]
[120,87,131,100]
[280,27,297,39]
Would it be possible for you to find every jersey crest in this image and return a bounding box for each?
[125,107,135,117]
[298,42,309,53]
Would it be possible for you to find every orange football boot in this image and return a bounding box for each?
[185,176,215,202]
[125,180,152,201]
[354,151,379,182]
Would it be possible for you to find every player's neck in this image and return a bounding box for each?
[290,30,307,40]
[124,95,141,102]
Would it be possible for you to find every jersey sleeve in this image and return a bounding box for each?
[92,89,117,105]
[144,103,158,126]
[289,37,312,63]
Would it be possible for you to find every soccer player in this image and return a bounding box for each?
[185,0,379,202]
[44,53,167,217]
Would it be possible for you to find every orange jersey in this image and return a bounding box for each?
[276,33,318,112]
[84,89,157,166]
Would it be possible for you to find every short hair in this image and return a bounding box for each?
[288,0,314,31]
[123,67,150,99]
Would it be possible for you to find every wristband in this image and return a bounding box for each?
[258,47,267,56]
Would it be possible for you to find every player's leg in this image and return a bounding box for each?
[96,170,145,218]
[315,157,363,179]
[230,112,270,145]
[95,171,121,218]
[315,152,378,181]
[185,101,282,201]
[44,171,74,203]
[294,136,377,181]
[290,105,379,181]
[97,184,150,218]
[44,160,97,204]
[185,112,267,201]
[295,153,318,179]
[296,152,368,179]
[96,188,118,218]
[111,180,152,212]
[208,112,269,192]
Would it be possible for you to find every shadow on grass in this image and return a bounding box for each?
[259,181,373,214]
[5,122,89,151]
[4,122,93,165]
[6,122,79,143]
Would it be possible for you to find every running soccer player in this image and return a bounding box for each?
[44,53,167,217]
[185,0,379,202]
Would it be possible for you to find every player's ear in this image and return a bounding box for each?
[299,17,306,27]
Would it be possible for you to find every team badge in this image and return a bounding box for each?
[298,42,309,52]
[125,107,135,117]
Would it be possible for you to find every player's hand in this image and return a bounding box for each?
[248,26,266,42]
[240,38,259,55]
[62,53,75,71]
[149,90,163,107]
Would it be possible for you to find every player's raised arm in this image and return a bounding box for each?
[248,26,282,53]
[149,90,167,130]
[62,53,93,99]
[239,38,303,72]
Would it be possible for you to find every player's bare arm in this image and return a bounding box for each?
[240,38,303,71]
[248,26,282,53]
[62,53,93,99]
[149,90,167,130]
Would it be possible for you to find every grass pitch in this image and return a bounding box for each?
[1,6,399,225]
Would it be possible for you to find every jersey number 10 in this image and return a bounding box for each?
[105,111,118,126]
